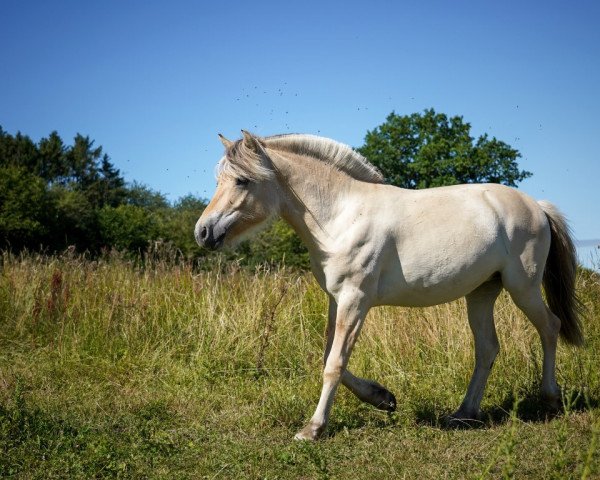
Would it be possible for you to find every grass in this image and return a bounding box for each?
[0,251,599,478]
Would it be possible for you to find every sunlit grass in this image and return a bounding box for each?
[1,252,599,478]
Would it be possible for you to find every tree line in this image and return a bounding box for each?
[0,128,200,255]
[0,109,531,268]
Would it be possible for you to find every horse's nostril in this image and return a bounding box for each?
[200,226,208,240]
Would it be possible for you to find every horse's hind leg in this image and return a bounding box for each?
[507,287,561,406]
[323,296,396,412]
[451,278,503,421]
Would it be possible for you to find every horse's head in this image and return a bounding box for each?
[195,131,279,250]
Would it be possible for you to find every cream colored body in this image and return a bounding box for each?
[302,181,549,309]
[195,132,581,440]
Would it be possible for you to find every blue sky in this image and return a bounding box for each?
[1,1,599,247]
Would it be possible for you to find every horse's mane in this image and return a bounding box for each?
[218,133,384,184]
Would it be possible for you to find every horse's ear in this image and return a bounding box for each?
[218,133,233,149]
[241,130,264,154]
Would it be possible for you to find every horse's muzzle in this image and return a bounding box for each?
[195,219,226,250]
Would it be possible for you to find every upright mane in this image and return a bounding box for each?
[264,134,384,184]
[218,133,385,184]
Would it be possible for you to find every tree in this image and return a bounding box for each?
[356,109,531,189]
[47,186,98,250]
[98,204,161,252]
[126,182,169,210]
[161,195,207,258]
[38,131,68,182]
[0,126,137,252]
[88,154,127,208]
[0,128,39,173]
[0,166,50,249]
[239,220,310,269]
[65,134,103,188]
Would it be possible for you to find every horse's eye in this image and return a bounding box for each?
[236,177,249,186]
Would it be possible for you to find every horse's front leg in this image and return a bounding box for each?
[323,296,396,412]
[294,290,368,441]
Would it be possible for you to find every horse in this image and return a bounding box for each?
[195,130,584,441]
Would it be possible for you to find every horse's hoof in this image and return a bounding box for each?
[376,389,397,412]
[542,394,562,411]
[363,382,397,412]
[293,431,316,441]
[443,410,483,429]
[293,422,323,441]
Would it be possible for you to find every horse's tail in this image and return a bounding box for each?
[538,200,584,346]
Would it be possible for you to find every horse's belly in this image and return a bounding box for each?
[375,247,504,307]
[376,275,491,307]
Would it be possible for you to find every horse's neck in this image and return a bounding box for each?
[269,149,355,253]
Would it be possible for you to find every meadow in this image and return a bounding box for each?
[1,252,599,479]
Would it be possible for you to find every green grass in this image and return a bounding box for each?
[1,252,599,478]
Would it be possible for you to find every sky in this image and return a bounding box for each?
[1,1,599,251]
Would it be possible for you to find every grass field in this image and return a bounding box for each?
[1,252,599,479]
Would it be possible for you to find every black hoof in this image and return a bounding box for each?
[443,412,483,429]
[542,394,562,411]
[370,385,397,412]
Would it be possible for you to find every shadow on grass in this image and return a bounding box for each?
[485,388,600,424]
[413,388,599,430]
[326,412,396,438]
[292,385,599,440]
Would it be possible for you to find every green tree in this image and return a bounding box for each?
[88,155,127,208]
[0,166,50,249]
[38,131,68,182]
[241,220,310,269]
[356,109,531,189]
[0,128,39,173]
[0,126,135,253]
[126,182,169,210]
[161,195,207,258]
[65,134,103,188]
[48,186,98,250]
[98,204,161,252]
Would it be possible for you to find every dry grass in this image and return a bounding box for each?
[1,252,599,478]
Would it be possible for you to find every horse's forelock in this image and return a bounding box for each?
[216,139,274,182]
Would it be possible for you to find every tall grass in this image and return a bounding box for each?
[1,251,599,478]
